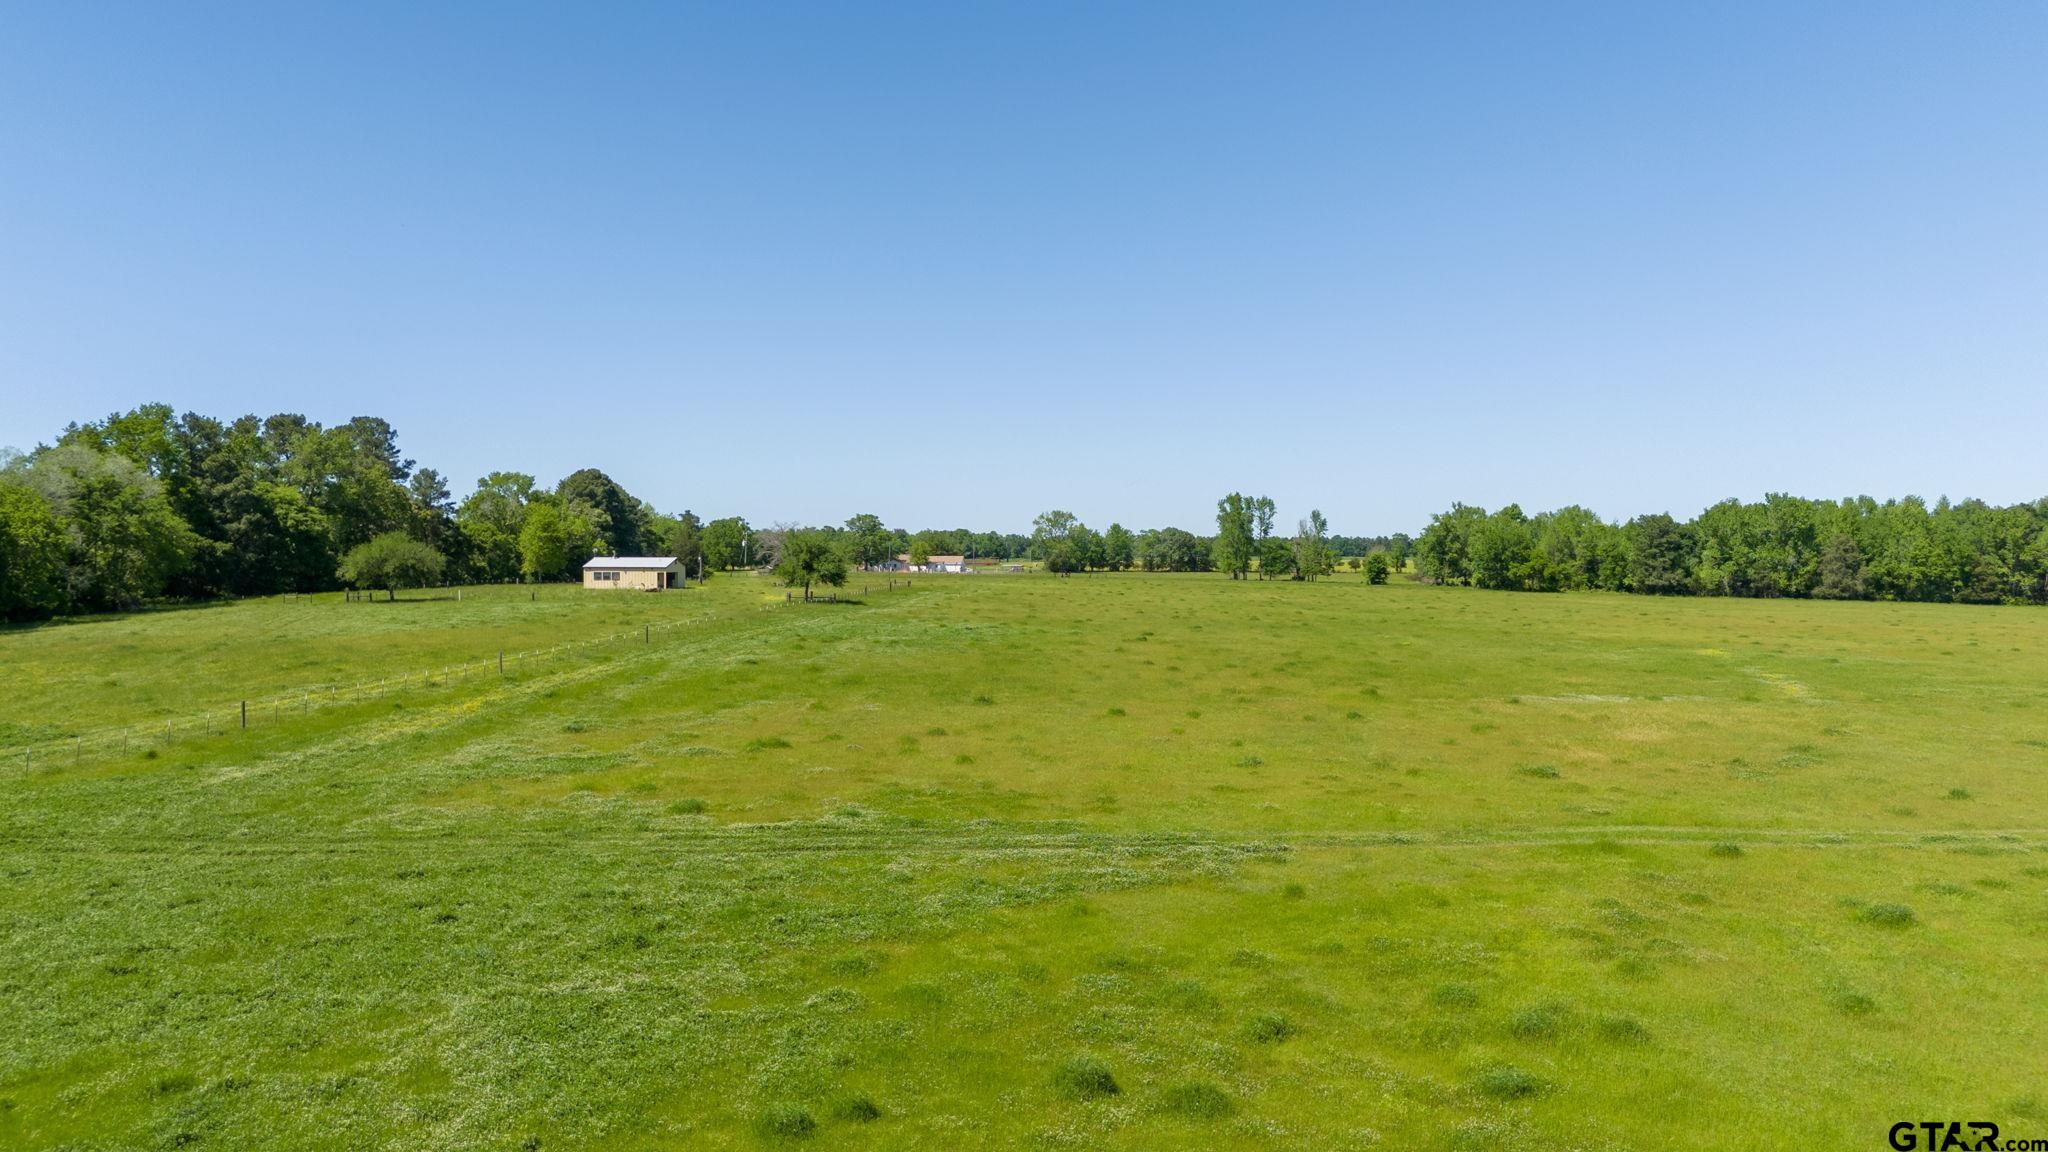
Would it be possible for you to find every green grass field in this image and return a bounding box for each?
[3,574,2045,1149]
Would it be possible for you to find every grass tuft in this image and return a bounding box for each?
[830,1094,881,1123]
[1597,1014,1651,1044]
[1434,984,1478,1008]
[1053,1056,1119,1099]
[1859,902,1917,927]
[1707,842,1744,858]
[1473,1063,1545,1100]
[1162,1080,1234,1119]
[1508,1004,1567,1040]
[1245,1011,1296,1043]
[753,1103,816,1140]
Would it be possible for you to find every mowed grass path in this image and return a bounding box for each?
[2,575,2045,1149]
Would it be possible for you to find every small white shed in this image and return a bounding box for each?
[582,556,683,590]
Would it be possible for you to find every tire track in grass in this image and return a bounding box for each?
[2,823,2040,859]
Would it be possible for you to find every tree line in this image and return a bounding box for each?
[1413,494,2048,604]
[0,405,1243,619]
[13,405,2036,617]
[0,404,791,618]
[0,406,1412,622]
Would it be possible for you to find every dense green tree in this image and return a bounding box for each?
[1625,514,1694,595]
[0,483,69,619]
[1102,523,1134,571]
[1816,534,1866,600]
[1386,533,1412,574]
[294,417,415,556]
[337,531,446,600]
[1416,503,1485,585]
[1251,496,1278,578]
[773,528,848,601]
[12,445,197,610]
[1363,552,1391,585]
[456,472,535,583]
[1138,527,1209,572]
[701,516,755,570]
[1070,524,1105,572]
[1032,510,1084,573]
[557,468,649,558]
[518,499,601,582]
[1469,505,1534,590]
[1213,493,1255,579]
[843,513,894,570]
[667,510,705,575]
[407,468,455,547]
[1291,509,1334,581]
[1257,535,1294,579]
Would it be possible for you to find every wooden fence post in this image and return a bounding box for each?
[240,701,247,730]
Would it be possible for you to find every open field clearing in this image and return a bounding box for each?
[3,575,2046,1149]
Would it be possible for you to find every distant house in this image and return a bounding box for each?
[882,553,971,573]
[582,556,683,590]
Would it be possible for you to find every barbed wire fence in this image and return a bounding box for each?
[7,577,934,774]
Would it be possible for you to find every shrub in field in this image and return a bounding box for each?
[1246,1011,1296,1043]
[1053,1056,1120,1099]
[1508,1005,1567,1040]
[831,1095,881,1123]
[1473,1063,1544,1099]
[1597,1014,1651,1044]
[1163,1080,1234,1118]
[1160,979,1217,1011]
[1434,984,1478,1008]
[754,1103,816,1140]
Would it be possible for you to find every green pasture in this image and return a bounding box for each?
[1,574,2044,1149]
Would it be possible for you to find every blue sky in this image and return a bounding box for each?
[3,2,2043,536]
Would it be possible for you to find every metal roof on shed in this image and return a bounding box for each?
[582,556,680,569]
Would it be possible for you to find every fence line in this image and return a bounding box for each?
[6,610,720,772]
[7,575,941,773]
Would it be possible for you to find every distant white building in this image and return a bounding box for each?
[880,553,971,573]
[582,556,684,590]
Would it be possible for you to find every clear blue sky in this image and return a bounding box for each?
[3,2,2043,536]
